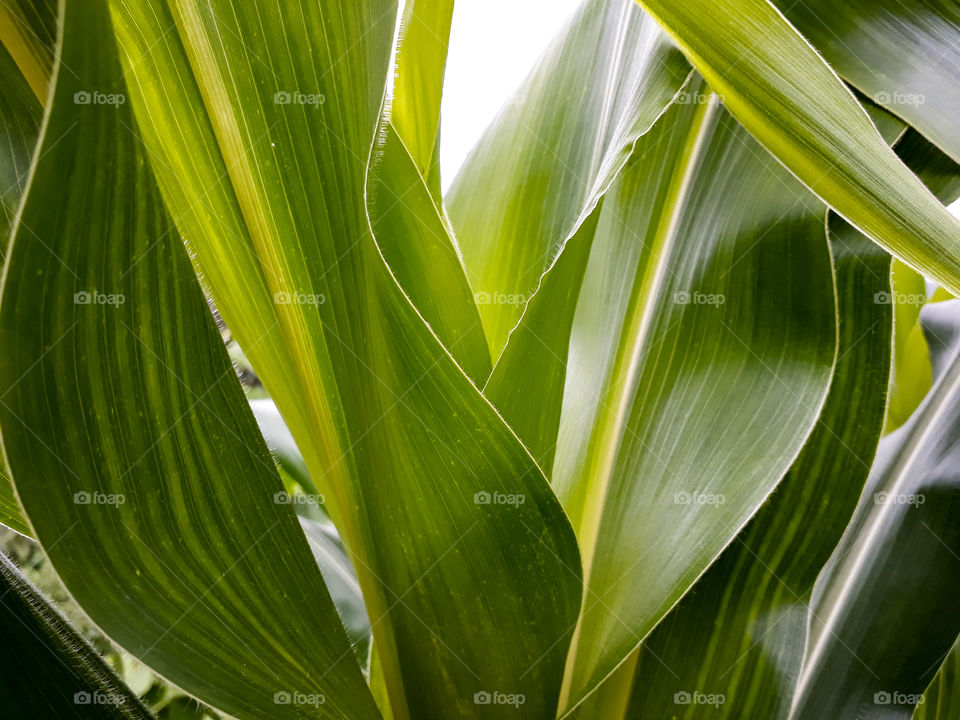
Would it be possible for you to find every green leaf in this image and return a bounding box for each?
[624,174,894,720]
[0,0,380,717]
[0,552,153,718]
[885,260,932,434]
[633,0,960,297]
[447,0,691,356]
[773,0,960,165]
[0,38,41,536]
[553,78,836,713]
[392,0,454,198]
[483,201,603,471]
[914,639,960,720]
[790,299,960,719]
[368,122,490,383]
[109,1,582,718]
[0,0,56,102]
[620,124,960,720]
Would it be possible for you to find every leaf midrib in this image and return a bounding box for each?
[557,92,719,713]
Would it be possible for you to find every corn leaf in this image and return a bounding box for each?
[791,299,960,718]
[634,0,960,297]
[447,0,691,356]
[368,122,490,383]
[0,0,56,102]
[623,181,893,720]
[0,0,381,717]
[392,0,454,199]
[0,37,41,536]
[552,78,836,713]
[773,0,960,165]
[616,123,960,719]
[915,640,960,720]
[0,552,152,719]
[109,2,582,719]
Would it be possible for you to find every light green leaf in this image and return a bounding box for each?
[0,0,380,716]
[0,0,56,102]
[553,78,836,713]
[885,260,932,434]
[368,122,490,383]
[110,1,582,719]
[914,639,960,720]
[392,0,454,198]
[634,0,960,297]
[0,552,153,718]
[773,0,960,165]
[447,0,691,356]
[791,299,960,719]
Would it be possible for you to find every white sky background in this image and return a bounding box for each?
[438,0,582,189]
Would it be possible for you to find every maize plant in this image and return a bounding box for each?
[1,0,959,717]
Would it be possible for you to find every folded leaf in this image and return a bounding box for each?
[634,0,960,297]
[0,1,380,716]
[368,122,490,383]
[110,1,582,718]
[791,300,960,719]
[554,78,836,713]
[447,0,691,356]
[0,552,153,718]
